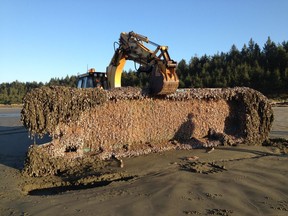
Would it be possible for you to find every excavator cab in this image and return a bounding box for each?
[77,68,108,89]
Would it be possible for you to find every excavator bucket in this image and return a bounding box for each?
[149,67,179,95]
[21,86,273,177]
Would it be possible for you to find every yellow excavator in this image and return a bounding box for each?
[22,31,273,178]
[77,31,179,95]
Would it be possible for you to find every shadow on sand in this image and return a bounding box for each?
[216,146,287,158]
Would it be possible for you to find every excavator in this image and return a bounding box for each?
[77,31,179,95]
[21,31,273,179]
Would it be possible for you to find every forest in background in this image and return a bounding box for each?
[0,37,287,104]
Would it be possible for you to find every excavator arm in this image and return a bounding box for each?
[106,31,179,95]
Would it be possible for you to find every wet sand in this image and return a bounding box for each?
[0,107,288,216]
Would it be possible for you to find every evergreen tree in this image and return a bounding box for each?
[1,37,288,104]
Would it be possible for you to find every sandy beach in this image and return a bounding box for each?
[0,106,287,216]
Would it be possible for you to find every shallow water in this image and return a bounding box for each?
[270,106,288,139]
[0,113,21,118]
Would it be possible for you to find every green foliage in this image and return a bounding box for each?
[0,76,77,104]
[177,37,288,95]
[121,69,149,88]
[1,37,288,104]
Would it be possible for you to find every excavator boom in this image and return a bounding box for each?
[106,31,179,95]
[20,31,273,186]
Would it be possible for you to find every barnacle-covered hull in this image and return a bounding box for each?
[21,87,273,176]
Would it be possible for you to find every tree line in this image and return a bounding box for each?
[0,37,287,104]
[177,37,288,95]
[119,37,288,96]
[0,76,77,104]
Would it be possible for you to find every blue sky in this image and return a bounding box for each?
[1,0,288,83]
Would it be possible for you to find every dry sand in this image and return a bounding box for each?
[0,106,288,216]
